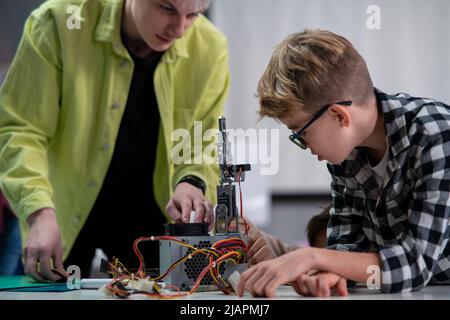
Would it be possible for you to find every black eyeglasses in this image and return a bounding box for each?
[289,101,352,149]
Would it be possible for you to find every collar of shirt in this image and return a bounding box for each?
[338,88,414,193]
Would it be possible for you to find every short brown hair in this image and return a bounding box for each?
[306,205,330,247]
[257,29,374,119]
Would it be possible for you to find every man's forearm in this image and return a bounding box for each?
[315,248,382,283]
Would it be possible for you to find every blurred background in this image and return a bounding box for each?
[0,0,449,249]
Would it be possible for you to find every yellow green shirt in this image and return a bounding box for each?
[0,0,230,259]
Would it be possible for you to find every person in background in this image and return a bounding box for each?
[305,206,330,249]
[245,206,331,266]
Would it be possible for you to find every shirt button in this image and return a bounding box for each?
[88,180,97,188]
[72,215,81,225]
[111,102,121,110]
[120,59,128,69]
[113,43,121,52]
[102,143,110,151]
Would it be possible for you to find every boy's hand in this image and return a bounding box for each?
[237,247,319,297]
[292,271,348,297]
[243,220,276,266]
[24,208,65,282]
[165,182,214,230]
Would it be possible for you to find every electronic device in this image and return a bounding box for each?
[159,117,251,291]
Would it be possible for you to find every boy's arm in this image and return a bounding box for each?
[327,134,450,293]
[374,134,450,293]
[320,168,383,286]
[315,248,381,284]
[237,244,380,297]
[237,174,383,297]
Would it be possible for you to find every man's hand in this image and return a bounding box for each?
[165,182,214,230]
[24,208,65,282]
[237,247,319,297]
[292,271,348,297]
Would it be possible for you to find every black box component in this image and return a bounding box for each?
[164,223,209,236]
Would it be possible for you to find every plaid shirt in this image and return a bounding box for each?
[327,88,450,293]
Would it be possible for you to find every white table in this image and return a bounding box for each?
[1,284,449,300]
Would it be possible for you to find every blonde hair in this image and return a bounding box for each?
[257,29,374,119]
[172,0,211,12]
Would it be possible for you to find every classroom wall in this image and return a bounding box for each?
[210,0,450,196]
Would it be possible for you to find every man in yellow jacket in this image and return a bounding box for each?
[0,0,229,281]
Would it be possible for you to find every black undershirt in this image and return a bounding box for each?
[66,50,166,275]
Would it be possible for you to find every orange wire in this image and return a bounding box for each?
[105,229,248,298]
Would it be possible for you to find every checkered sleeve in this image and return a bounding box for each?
[326,166,372,253]
[379,133,450,293]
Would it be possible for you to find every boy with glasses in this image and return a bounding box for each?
[237,29,450,297]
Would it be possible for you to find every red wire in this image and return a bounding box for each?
[109,230,248,298]
[237,168,249,235]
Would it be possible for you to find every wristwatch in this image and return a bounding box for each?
[177,175,206,194]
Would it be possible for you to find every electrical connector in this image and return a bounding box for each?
[128,279,155,293]
[99,284,114,297]
[228,271,241,294]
